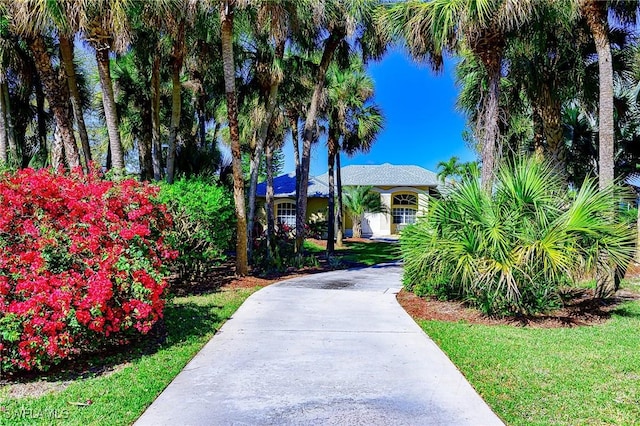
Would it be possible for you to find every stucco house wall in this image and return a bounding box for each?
[256,164,441,237]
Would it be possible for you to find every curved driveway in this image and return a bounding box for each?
[135,263,503,425]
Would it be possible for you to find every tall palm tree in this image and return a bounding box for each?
[8,1,81,169]
[220,0,248,276]
[82,0,131,173]
[388,0,535,191]
[295,0,385,253]
[324,58,382,253]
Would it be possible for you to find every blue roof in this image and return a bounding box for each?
[256,172,329,198]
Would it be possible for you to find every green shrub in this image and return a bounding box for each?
[401,156,635,316]
[157,176,235,278]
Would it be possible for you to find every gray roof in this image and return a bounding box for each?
[257,164,439,198]
[315,163,439,187]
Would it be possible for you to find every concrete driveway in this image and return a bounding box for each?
[135,263,503,425]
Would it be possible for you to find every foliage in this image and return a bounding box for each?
[156,176,235,278]
[0,167,176,373]
[251,223,319,275]
[342,185,387,238]
[401,156,635,316]
[306,212,328,239]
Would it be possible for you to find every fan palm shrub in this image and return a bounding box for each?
[343,186,387,238]
[401,156,635,316]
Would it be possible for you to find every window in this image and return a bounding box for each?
[393,207,416,225]
[392,193,418,225]
[393,194,417,206]
[276,202,296,228]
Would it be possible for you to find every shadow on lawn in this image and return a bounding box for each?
[2,301,221,386]
[337,241,401,266]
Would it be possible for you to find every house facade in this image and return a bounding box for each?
[256,163,441,237]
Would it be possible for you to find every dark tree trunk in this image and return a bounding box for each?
[151,52,163,180]
[166,19,185,184]
[296,28,345,253]
[540,83,566,181]
[336,151,344,247]
[60,35,92,170]
[265,136,275,261]
[0,73,8,166]
[34,77,48,165]
[139,103,154,181]
[221,0,249,276]
[290,113,301,196]
[326,124,339,254]
[28,35,80,170]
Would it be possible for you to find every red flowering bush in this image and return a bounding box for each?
[0,167,176,373]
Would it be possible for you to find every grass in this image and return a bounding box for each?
[418,298,640,425]
[0,287,259,426]
[304,239,401,266]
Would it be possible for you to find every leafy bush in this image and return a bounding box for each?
[0,167,176,373]
[401,157,635,316]
[157,176,235,278]
[251,223,319,274]
[306,212,328,239]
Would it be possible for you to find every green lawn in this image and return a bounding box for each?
[418,298,640,425]
[305,239,401,266]
[338,240,400,266]
[0,288,258,426]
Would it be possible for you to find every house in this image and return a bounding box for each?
[256,163,441,237]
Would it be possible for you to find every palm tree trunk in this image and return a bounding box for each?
[1,81,18,168]
[584,0,616,298]
[265,137,275,261]
[326,125,338,254]
[352,214,362,239]
[198,95,207,148]
[290,113,301,195]
[540,84,566,180]
[336,150,344,247]
[221,1,249,276]
[59,35,92,170]
[584,3,614,190]
[139,102,154,181]
[296,28,345,253]
[95,46,124,172]
[28,35,80,170]
[248,80,282,259]
[479,67,500,192]
[34,77,48,166]
[166,19,185,184]
[151,52,163,180]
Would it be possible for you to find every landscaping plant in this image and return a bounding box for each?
[0,167,176,373]
[401,156,635,316]
[157,176,235,278]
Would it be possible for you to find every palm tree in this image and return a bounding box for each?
[436,156,461,182]
[324,59,383,252]
[220,0,248,276]
[8,1,81,169]
[82,0,131,173]
[579,0,637,190]
[342,185,387,238]
[388,0,535,191]
[295,0,386,253]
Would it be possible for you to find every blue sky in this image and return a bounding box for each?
[282,49,477,176]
